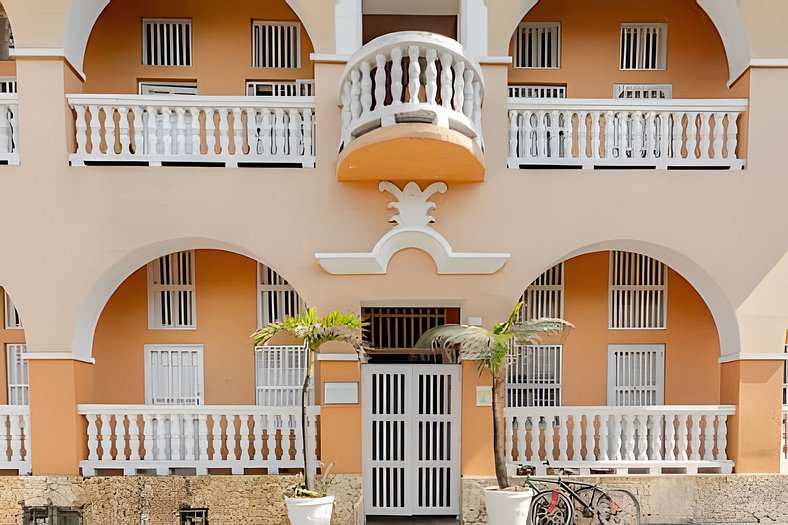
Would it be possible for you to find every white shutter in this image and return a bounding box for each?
[506,344,562,408]
[4,291,21,329]
[246,80,314,97]
[609,251,667,329]
[607,345,665,406]
[520,263,564,322]
[255,344,310,406]
[142,19,192,66]
[620,24,667,70]
[148,251,196,329]
[144,345,204,405]
[257,263,305,328]
[508,85,566,99]
[614,84,672,99]
[514,22,561,69]
[252,21,301,68]
[6,344,27,405]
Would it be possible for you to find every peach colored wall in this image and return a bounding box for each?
[81,0,315,95]
[318,360,362,474]
[460,360,494,476]
[509,0,747,100]
[0,60,15,78]
[0,287,25,406]
[92,249,258,405]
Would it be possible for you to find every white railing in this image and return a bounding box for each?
[0,94,18,165]
[506,405,735,474]
[507,98,747,169]
[339,31,484,150]
[781,405,788,474]
[78,404,319,476]
[67,95,315,168]
[0,405,30,474]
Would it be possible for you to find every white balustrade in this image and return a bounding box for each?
[0,405,31,474]
[339,31,484,150]
[507,98,747,169]
[78,404,320,476]
[67,95,316,168]
[506,405,735,474]
[0,94,18,165]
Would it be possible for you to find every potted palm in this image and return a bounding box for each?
[252,308,364,525]
[415,302,571,525]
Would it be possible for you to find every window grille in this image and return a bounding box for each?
[620,24,667,70]
[252,21,301,68]
[609,251,667,329]
[4,290,21,329]
[258,263,306,328]
[0,77,16,94]
[362,307,450,350]
[7,344,27,405]
[144,345,203,405]
[514,22,561,69]
[519,263,564,322]
[246,79,314,97]
[607,344,665,406]
[255,344,310,405]
[506,344,562,407]
[614,84,672,99]
[148,251,196,329]
[179,509,208,525]
[142,19,192,66]
[508,85,566,99]
[24,507,82,525]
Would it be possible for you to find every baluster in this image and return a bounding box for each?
[453,61,465,113]
[86,414,99,461]
[205,108,217,156]
[227,415,238,461]
[508,111,518,161]
[529,416,541,463]
[104,106,116,155]
[523,111,535,159]
[184,414,195,461]
[617,112,629,159]
[160,107,172,156]
[170,414,181,461]
[644,112,655,160]
[245,108,258,157]
[583,415,595,461]
[677,415,689,461]
[128,415,140,461]
[636,415,648,460]
[516,416,527,463]
[21,413,29,463]
[648,414,662,460]
[536,112,547,159]
[690,414,702,460]
[288,108,301,157]
[408,46,421,103]
[557,415,568,462]
[341,81,352,144]
[111,414,122,460]
[142,414,154,461]
[472,79,482,136]
[88,105,102,156]
[266,415,279,472]
[505,414,515,463]
[374,54,386,111]
[212,415,224,461]
[671,112,682,160]
[253,414,264,461]
[189,107,201,155]
[699,112,711,160]
[360,61,373,115]
[602,111,613,159]
[155,414,168,461]
[274,108,286,156]
[687,112,699,161]
[658,111,670,160]
[623,415,636,460]
[73,105,88,157]
[131,106,143,156]
[712,112,725,160]
[425,48,437,106]
[198,414,209,461]
[462,70,474,119]
[577,112,588,160]
[664,414,676,461]
[8,105,16,157]
[440,53,453,108]
[717,415,729,460]
[350,69,362,119]
[726,113,739,160]
[260,109,272,156]
[175,107,187,155]
[703,415,715,461]
[632,111,644,160]
[598,415,609,461]
[218,108,230,156]
[390,47,403,104]
[232,107,243,157]
[571,413,582,461]
[240,415,251,462]
[9,414,22,462]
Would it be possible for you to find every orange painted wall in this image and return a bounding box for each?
[82,0,315,95]
[0,60,15,78]
[92,249,258,404]
[509,0,748,100]
[0,287,25,406]
[318,360,362,474]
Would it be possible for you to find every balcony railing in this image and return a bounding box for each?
[507,98,747,169]
[0,405,30,474]
[506,405,735,474]
[339,31,484,150]
[0,94,18,165]
[78,404,319,476]
[67,95,315,168]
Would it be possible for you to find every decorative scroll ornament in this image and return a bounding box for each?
[315,181,510,275]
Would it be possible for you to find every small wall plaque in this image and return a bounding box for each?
[476,386,493,407]
[324,382,359,405]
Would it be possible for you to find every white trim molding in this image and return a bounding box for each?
[309,53,350,63]
[719,352,788,364]
[23,352,96,364]
[317,353,360,361]
[749,58,788,68]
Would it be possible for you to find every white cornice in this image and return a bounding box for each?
[10,47,87,80]
[749,58,788,68]
[317,353,360,361]
[310,53,350,64]
[24,352,96,364]
[718,352,788,364]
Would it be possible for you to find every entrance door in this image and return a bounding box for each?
[362,364,461,517]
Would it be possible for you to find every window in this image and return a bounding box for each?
[362,307,455,350]
[179,508,208,524]
[614,84,672,99]
[148,251,196,329]
[255,344,309,405]
[7,344,27,405]
[508,85,566,99]
[252,21,301,68]
[138,81,197,95]
[24,507,82,525]
[258,263,306,328]
[246,79,314,97]
[0,77,16,94]
[519,263,564,322]
[607,344,665,406]
[144,344,204,405]
[609,251,667,329]
[506,344,562,407]
[4,290,21,329]
[142,18,192,66]
[514,22,561,69]
[620,24,667,70]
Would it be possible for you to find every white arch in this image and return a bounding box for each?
[71,237,310,360]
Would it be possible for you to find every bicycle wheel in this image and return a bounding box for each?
[575,487,641,525]
[527,489,574,525]
[573,486,610,525]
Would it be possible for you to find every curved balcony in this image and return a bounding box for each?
[338,32,485,183]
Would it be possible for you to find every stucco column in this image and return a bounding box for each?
[317,354,362,474]
[27,357,94,475]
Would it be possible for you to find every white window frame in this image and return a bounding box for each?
[0,77,16,94]
[144,344,204,405]
[508,84,566,99]
[614,84,672,99]
[138,81,197,95]
[147,251,197,330]
[506,344,562,408]
[609,251,667,330]
[252,21,301,69]
[142,18,193,67]
[257,262,306,329]
[619,23,667,71]
[246,79,314,97]
[520,262,564,322]
[514,22,561,69]
[6,343,27,405]
[607,344,665,406]
[255,344,310,406]
[4,291,21,329]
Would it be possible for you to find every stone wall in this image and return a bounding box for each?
[0,474,362,525]
[462,475,788,524]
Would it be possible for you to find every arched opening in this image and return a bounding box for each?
[0,285,26,406]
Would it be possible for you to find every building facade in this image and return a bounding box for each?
[0,0,786,521]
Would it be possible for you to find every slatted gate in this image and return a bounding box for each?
[362,364,461,517]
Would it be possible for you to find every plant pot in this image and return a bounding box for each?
[484,486,534,525]
[285,495,335,525]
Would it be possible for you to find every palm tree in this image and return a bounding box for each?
[415,302,571,489]
[252,308,364,491]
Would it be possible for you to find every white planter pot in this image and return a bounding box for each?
[285,495,335,525]
[484,487,533,525]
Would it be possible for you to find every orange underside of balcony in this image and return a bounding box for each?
[337,124,485,183]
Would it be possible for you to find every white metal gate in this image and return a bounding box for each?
[362,364,461,517]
